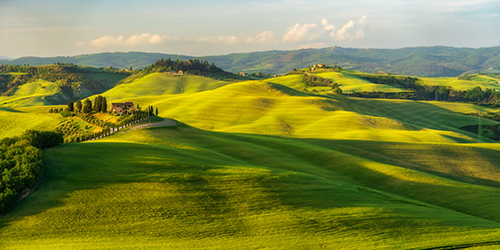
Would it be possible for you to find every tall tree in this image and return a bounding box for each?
[155,107,158,116]
[67,101,74,112]
[83,99,92,114]
[101,97,108,113]
[93,96,102,112]
[75,100,82,112]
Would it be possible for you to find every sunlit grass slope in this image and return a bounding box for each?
[316,71,405,92]
[419,76,500,91]
[419,75,500,90]
[115,80,496,143]
[261,72,405,93]
[3,125,500,249]
[99,73,231,100]
[0,107,64,139]
[0,79,61,107]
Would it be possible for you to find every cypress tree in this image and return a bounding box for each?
[101,97,108,113]
[93,96,101,112]
[75,100,82,112]
[83,99,92,114]
[155,107,158,116]
[67,101,74,112]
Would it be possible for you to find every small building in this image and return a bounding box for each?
[379,71,386,74]
[239,72,247,76]
[178,70,183,75]
[110,102,136,115]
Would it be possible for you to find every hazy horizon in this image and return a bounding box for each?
[1,0,499,58]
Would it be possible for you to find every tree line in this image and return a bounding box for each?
[0,130,63,213]
[53,100,159,143]
[347,73,500,103]
[143,58,248,81]
[349,85,500,103]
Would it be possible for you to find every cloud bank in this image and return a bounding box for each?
[282,23,318,42]
[89,33,166,47]
[84,16,367,51]
[323,15,367,41]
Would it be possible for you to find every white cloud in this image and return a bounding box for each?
[197,36,238,45]
[321,19,335,31]
[245,31,275,43]
[90,35,124,48]
[283,23,318,42]
[88,34,165,48]
[125,33,166,45]
[326,15,367,41]
[335,20,355,40]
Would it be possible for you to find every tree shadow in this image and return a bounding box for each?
[0,107,23,113]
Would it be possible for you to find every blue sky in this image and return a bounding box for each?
[1,0,499,58]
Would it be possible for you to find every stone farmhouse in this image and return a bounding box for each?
[111,102,136,115]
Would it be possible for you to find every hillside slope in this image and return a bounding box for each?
[2,125,500,249]
[100,74,231,100]
[111,80,496,143]
[2,72,500,249]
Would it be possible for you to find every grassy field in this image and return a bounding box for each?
[2,71,500,249]
[98,73,231,100]
[0,107,65,138]
[0,79,61,107]
[419,76,500,90]
[2,125,500,249]
[315,71,406,92]
[108,80,494,143]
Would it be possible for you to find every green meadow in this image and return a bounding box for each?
[2,70,500,249]
[416,74,500,90]
[0,79,60,107]
[3,125,500,249]
[99,73,231,100]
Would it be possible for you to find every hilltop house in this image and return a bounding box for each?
[166,70,183,76]
[111,102,136,115]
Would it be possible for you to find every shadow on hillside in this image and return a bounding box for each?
[3,123,500,232]
[0,107,23,113]
[323,95,495,142]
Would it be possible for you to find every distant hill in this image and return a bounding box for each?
[0,52,192,70]
[199,46,500,77]
[1,46,499,77]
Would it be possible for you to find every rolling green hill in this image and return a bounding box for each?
[3,67,500,249]
[2,124,500,249]
[0,64,131,106]
[0,52,192,71]
[99,74,231,100]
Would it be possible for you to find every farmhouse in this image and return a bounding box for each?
[110,102,136,115]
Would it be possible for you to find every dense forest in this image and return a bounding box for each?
[0,130,63,213]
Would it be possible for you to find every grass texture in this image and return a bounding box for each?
[2,125,500,249]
